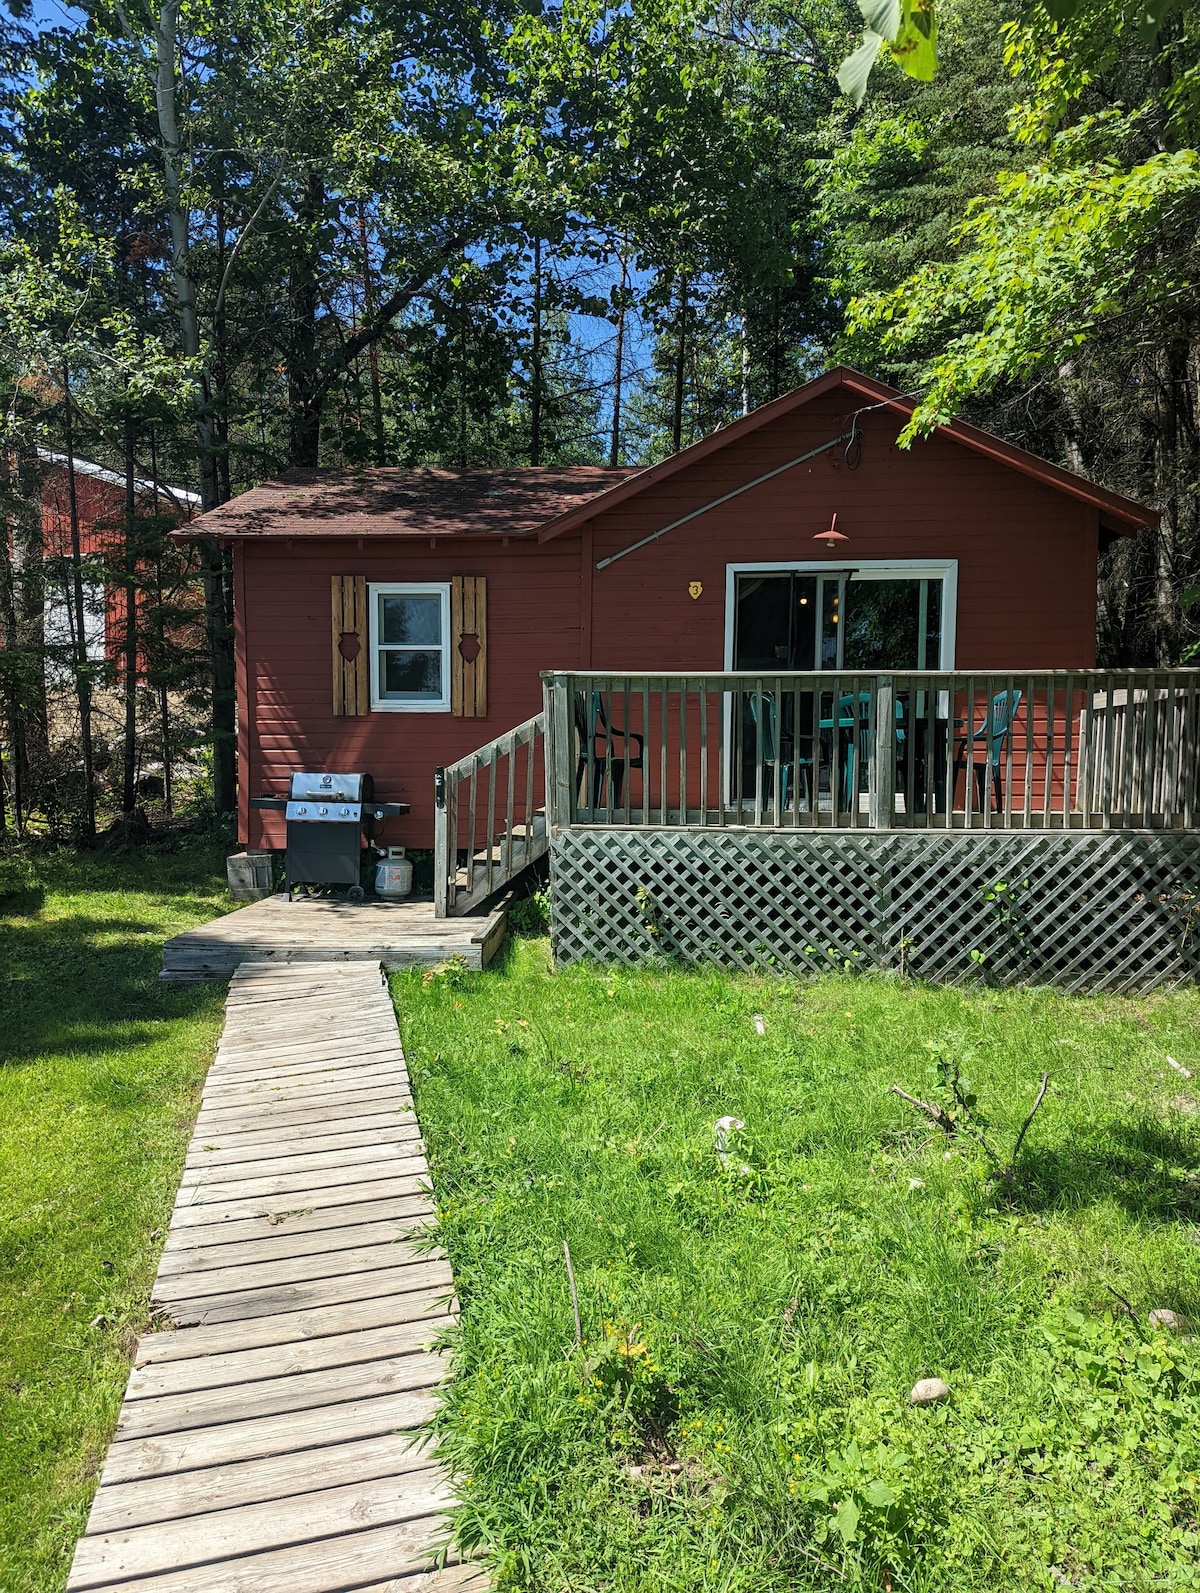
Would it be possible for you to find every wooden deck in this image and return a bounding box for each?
[161,894,508,982]
[67,961,486,1593]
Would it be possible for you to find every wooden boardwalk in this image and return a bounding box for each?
[67,961,486,1593]
[161,895,507,982]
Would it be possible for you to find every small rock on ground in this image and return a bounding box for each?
[1149,1308,1194,1333]
[910,1377,950,1405]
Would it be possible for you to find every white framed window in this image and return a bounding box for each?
[368,582,451,711]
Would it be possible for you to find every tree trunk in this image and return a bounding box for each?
[0,489,22,835]
[530,236,543,467]
[62,367,96,840]
[147,0,236,809]
[12,442,49,820]
[122,419,139,814]
[358,206,386,466]
[740,316,751,417]
[671,276,688,455]
[610,255,626,469]
[286,170,325,468]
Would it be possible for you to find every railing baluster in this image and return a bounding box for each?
[1041,676,1053,831]
[623,678,632,825]
[827,678,839,830]
[503,739,516,877]
[771,674,782,826]
[1119,673,1138,829]
[1061,673,1075,828]
[484,756,498,892]
[524,728,536,859]
[1102,674,1116,828]
[717,678,727,827]
[1003,673,1015,827]
[659,683,668,825]
[753,679,764,826]
[1023,672,1035,828]
[680,679,689,825]
[1186,674,1198,829]
[467,760,479,893]
[699,681,709,826]
[963,677,975,828]
[1142,670,1157,829]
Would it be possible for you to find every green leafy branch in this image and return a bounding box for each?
[890,1045,1050,1186]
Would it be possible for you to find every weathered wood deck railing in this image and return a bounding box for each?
[543,670,1200,832]
[434,713,547,917]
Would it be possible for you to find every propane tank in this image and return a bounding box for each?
[374,846,413,899]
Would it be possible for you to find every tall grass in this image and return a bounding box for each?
[399,942,1200,1591]
[0,841,229,1592]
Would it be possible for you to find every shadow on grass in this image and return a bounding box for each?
[0,911,224,1069]
[1014,1114,1200,1223]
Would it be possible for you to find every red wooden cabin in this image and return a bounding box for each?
[179,367,1155,856]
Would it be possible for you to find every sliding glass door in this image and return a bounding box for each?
[729,564,954,809]
[733,569,946,672]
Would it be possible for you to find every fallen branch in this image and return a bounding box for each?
[889,1086,957,1135]
[563,1241,582,1347]
[1007,1072,1050,1175]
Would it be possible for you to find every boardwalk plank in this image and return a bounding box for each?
[69,1473,454,1588]
[159,1195,436,1254]
[195,1087,412,1126]
[172,1153,429,1205]
[135,1285,454,1364]
[114,1352,447,1440]
[185,1115,419,1160]
[157,1257,454,1327]
[87,1433,436,1533]
[179,1142,415,1188]
[152,1238,441,1299]
[127,1319,453,1401]
[157,1217,430,1276]
[167,1175,433,1229]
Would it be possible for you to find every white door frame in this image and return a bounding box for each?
[723,559,959,671]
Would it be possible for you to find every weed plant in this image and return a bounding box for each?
[0,839,229,1592]
[397,942,1200,1592]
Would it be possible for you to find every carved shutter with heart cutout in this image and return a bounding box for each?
[450,575,487,718]
[331,575,369,716]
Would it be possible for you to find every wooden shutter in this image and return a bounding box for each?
[331,575,369,716]
[451,576,487,718]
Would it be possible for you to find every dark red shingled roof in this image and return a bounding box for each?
[175,465,643,540]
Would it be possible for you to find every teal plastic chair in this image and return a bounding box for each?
[954,689,1022,810]
[827,693,875,812]
[748,693,812,810]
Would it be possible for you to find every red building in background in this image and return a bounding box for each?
[38,449,200,676]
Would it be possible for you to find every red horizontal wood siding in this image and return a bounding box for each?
[237,387,1108,846]
[239,538,582,849]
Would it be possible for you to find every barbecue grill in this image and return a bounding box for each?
[251,772,409,900]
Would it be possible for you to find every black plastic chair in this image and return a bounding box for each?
[574,690,645,808]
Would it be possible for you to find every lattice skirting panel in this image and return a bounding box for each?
[549,828,1200,992]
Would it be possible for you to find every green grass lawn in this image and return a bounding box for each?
[0,838,230,1593]
[398,941,1200,1593]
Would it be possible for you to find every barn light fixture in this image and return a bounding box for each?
[815,512,849,548]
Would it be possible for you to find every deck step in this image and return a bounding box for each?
[161,895,507,981]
